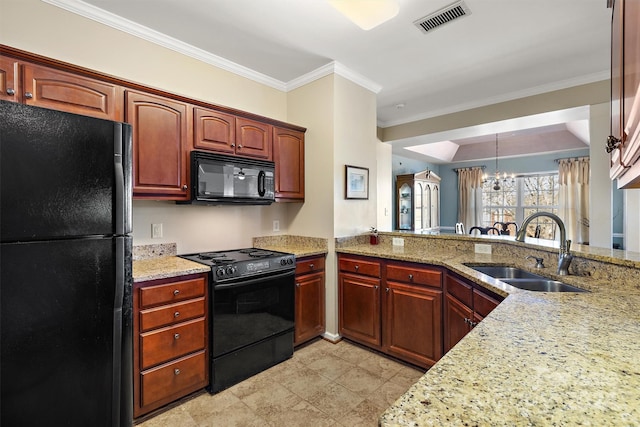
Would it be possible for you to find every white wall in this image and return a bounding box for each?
[589,102,612,248]
[625,190,640,252]
[377,142,393,232]
[333,75,379,237]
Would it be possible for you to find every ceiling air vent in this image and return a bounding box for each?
[414,1,471,34]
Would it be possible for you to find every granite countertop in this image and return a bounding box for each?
[335,243,640,425]
[132,256,210,282]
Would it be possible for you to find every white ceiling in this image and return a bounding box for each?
[51,0,611,164]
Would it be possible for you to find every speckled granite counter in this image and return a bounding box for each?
[132,243,210,282]
[334,237,640,426]
[253,235,328,258]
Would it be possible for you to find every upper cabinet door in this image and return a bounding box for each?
[22,63,123,121]
[193,107,235,154]
[610,0,640,188]
[273,126,305,201]
[126,90,190,200]
[236,117,272,160]
[0,56,19,102]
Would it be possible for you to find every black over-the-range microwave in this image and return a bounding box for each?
[180,151,275,205]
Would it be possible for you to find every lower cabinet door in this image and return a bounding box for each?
[338,272,381,347]
[444,294,472,353]
[140,350,206,408]
[384,282,442,368]
[295,271,325,345]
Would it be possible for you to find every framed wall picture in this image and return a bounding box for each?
[345,165,369,199]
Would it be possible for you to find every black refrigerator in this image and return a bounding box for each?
[0,100,133,427]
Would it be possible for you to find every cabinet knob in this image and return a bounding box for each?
[174,369,181,375]
[309,263,314,270]
[173,289,180,296]
[408,274,414,281]
[374,285,379,290]
[237,144,243,149]
[24,92,33,99]
[182,184,188,190]
[354,265,359,271]
[464,318,470,324]
[174,311,180,318]
[296,283,300,287]
[385,288,389,293]
[606,135,622,153]
[174,333,180,340]
[6,88,15,96]
[231,143,236,148]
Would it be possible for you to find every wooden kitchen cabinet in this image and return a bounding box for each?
[273,126,305,202]
[338,255,382,348]
[0,55,124,120]
[384,262,443,368]
[126,90,190,200]
[609,0,640,188]
[235,117,272,160]
[444,272,502,353]
[338,255,444,368]
[133,274,208,418]
[193,107,236,154]
[294,255,325,345]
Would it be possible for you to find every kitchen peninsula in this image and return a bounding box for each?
[334,232,640,426]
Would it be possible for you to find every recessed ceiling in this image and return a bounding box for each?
[49,0,611,163]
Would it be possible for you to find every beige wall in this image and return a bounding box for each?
[589,102,612,248]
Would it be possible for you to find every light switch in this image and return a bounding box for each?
[151,223,163,239]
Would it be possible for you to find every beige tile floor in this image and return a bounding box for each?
[138,339,425,427]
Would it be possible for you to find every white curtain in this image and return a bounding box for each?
[558,158,590,244]
[457,167,484,230]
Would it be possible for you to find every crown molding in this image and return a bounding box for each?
[377,70,610,128]
[287,61,383,94]
[42,0,384,95]
[41,0,287,91]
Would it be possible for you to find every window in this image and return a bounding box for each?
[481,173,559,239]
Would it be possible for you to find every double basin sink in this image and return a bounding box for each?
[467,265,587,293]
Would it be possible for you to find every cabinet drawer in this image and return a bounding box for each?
[473,288,500,318]
[140,318,206,370]
[339,257,381,278]
[139,297,206,332]
[446,274,473,307]
[140,350,206,407]
[296,257,325,275]
[140,277,206,308]
[386,264,442,288]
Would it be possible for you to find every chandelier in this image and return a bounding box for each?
[483,134,514,191]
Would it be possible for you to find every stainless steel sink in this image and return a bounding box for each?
[468,265,543,280]
[500,279,587,293]
[466,264,587,293]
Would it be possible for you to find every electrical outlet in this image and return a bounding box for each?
[475,243,492,254]
[392,237,404,246]
[273,220,280,232]
[151,223,163,239]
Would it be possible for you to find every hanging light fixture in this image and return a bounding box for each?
[328,0,399,30]
[483,134,514,191]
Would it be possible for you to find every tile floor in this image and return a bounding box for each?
[137,339,426,427]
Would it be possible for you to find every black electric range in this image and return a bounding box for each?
[179,248,296,392]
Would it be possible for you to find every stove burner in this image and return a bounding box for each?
[198,253,235,262]
[238,248,274,257]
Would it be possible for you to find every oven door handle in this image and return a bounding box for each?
[213,269,295,290]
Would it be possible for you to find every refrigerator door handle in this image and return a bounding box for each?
[114,122,133,236]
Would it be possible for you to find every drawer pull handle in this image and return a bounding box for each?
[174,333,180,340]
[174,369,181,375]
[173,289,180,296]
[174,311,180,318]
[408,274,414,281]
[310,263,314,270]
